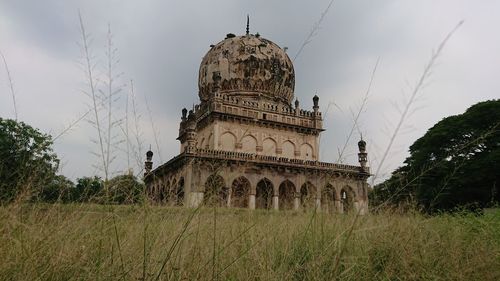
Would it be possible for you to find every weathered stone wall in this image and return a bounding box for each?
[195,119,319,161]
[147,156,369,215]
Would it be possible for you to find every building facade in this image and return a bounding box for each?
[144,30,370,213]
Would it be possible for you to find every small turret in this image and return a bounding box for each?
[294,99,300,116]
[185,110,197,154]
[181,108,188,122]
[358,136,368,170]
[313,95,319,112]
[144,149,153,176]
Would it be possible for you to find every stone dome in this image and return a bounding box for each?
[198,34,295,104]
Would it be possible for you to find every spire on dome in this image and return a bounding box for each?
[246,15,250,35]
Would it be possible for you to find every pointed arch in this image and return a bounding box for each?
[256,178,273,210]
[241,135,257,153]
[220,131,236,151]
[204,174,227,206]
[322,183,337,214]
[199,137,206,149]
[175,178,184,206]
[300,181,316,209]
[282,140,295,158]
[263,137,277,156]
[278,180,295,210]
[340,186,355,213]
[300,143,314,160]
[230,176,251,208]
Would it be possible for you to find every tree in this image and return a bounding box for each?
[372,100,500,212]
[74,176,104,202]
[38,175,75,203]
[0,118,59,203]
[106,174,144,204]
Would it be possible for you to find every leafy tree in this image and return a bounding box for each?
[106,174,144,204]
[373,100,500,212]
[38,175,75,203]
[0,118,59,203]
[74,176,104,202]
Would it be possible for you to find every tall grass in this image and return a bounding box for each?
[0,204,498,280]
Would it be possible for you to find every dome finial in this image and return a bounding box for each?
[246,15,250,35]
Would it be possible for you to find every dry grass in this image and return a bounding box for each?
[0,204,499,281]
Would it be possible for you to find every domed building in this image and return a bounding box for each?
[144,28,370,213]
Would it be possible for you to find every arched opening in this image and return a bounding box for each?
[341,186,355,213]
[175,178,185,206]
[256,178,273,210]
[220,132,236,151]
[321,184,337,213]
[159,182,168,204]
[230,176,250,208]
[263,138,277,156]
[241,135,257,153]
[204,174,227,206]
[198,137,206,149]
[278,180,295,210]
[300,181,316,209]
[300,143,314,160]
[282,140,295,159]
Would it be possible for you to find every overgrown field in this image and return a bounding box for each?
[1,204,499,281]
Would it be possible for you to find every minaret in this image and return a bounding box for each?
[185,110,197,154]
[144,149,153,176]
[358,136,368,170]
[313,95,319,113]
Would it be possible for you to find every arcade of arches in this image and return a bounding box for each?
[146,158,368,214]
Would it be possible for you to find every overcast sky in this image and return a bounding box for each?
[1,0,499,182]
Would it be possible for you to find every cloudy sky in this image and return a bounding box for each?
[1,0,499,182]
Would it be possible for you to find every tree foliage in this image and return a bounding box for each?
[372,100,500,212]
[0,118,59,203]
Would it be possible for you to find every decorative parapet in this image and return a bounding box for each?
[195,148,366,174]
[145,148,369,183]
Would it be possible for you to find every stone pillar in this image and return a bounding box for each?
[213,121,219,149]
[227,192,232,207]
[272,195,279,210]
[184,164,193,207]
[248,194,255,209]
[354,201,360,213]
[335,200,342,214]
[189,192,204,207]
[294,197,300,210]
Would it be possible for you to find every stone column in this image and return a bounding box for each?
[272,195,279,210]
[248,194,256,210]
[184,164,193,207]
[189,192,204,207]
[335,200,342,214]
[294,197,300,210]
